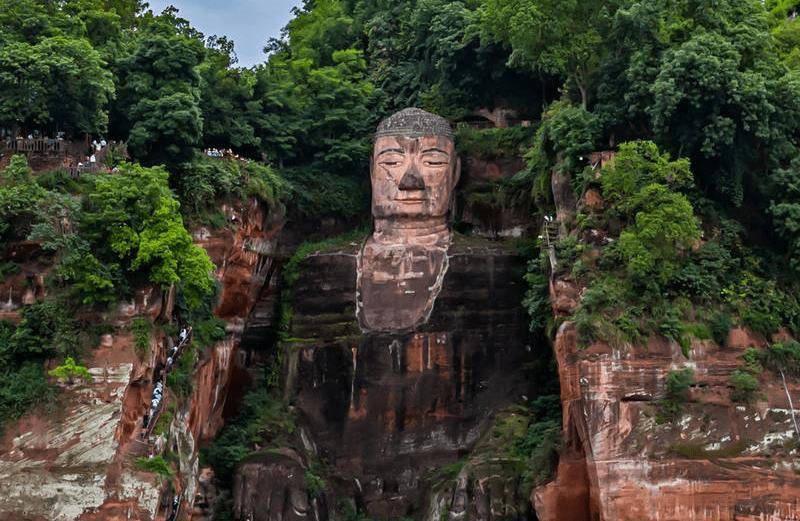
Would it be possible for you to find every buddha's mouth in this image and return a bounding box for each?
[395,197,426,203]
[394,190,428,204]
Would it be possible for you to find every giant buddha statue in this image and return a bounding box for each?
[236,109,535,520]
[357,108,460,332]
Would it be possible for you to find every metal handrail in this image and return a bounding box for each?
[541,217,560,274]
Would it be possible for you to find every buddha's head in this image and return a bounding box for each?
[371,108,460,222]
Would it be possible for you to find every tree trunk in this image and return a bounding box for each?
[780,369,800,439]
[575,68,589,109]
[550,154,577,238]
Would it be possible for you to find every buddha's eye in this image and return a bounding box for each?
[380,160,402,167]
[424,160,447,167]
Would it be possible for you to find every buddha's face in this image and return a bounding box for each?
[371,134,459,219]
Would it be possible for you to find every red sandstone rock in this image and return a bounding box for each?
[583,188,604,210]
[538,276,800,521]
[726,327,766,350]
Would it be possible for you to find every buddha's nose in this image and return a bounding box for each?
[398,164,426,191]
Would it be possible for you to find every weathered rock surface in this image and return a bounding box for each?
[535,194,800,521]
[175,198,285,516]
[0,197,284,520]
[236,236,535,520]
[0,358,159,521]
[233,450,326,521]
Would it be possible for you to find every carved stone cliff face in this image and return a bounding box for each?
[535,189,800,521]
[273,238,533,519]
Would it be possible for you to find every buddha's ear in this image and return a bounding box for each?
[453,156,462,187]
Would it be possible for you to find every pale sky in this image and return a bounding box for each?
[147,0,301,67]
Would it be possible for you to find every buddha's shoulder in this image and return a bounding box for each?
[291,236,362,288]
[448,234,527,259]
[299,236,364,262]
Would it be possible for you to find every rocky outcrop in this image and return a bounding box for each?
[0,240,49,322]
[233,449,326,521]
[171,198,285,516]
[535,189,800,521]
[0,343,159,521]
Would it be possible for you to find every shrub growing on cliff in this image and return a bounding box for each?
[135,455,173,477]
[519,101,600,204]
[514,395,563,490]
[523,256,551,333]
[666,368,694,401]
[179,157,290,219]
[0,361,52,429]
[9,300,82,360]
[49,357,93,385]
[721,272,800,338]
[131,317,151,360]
[709,312,734,346]
[201,384,296,487]
[167,344,196,401]
[730,370,760,403]
[191,317,227,351]
[762,340,800,377]
[657,368,694,424]
[305,463,326,498]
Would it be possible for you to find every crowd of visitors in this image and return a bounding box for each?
[141,326,191,434]
[205,147,246,161]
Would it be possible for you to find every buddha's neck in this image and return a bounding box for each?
[372,217,450,246]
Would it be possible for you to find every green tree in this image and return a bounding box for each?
[359,0,544,118]
[770,155,800,271]
[595,0,800,207]
[601,142,700,285]
[82,162,215,309]
[600,141,692,211]
[0,155,48,242]
[480,0,616,107]
[767,0,800,68]
[0,1,115,135]
[252,12,385,217]
[113,12,204,167]
[198,37,260,151]
[519,101,600,205]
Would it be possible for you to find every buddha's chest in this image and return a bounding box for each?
[356,240,448,332]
